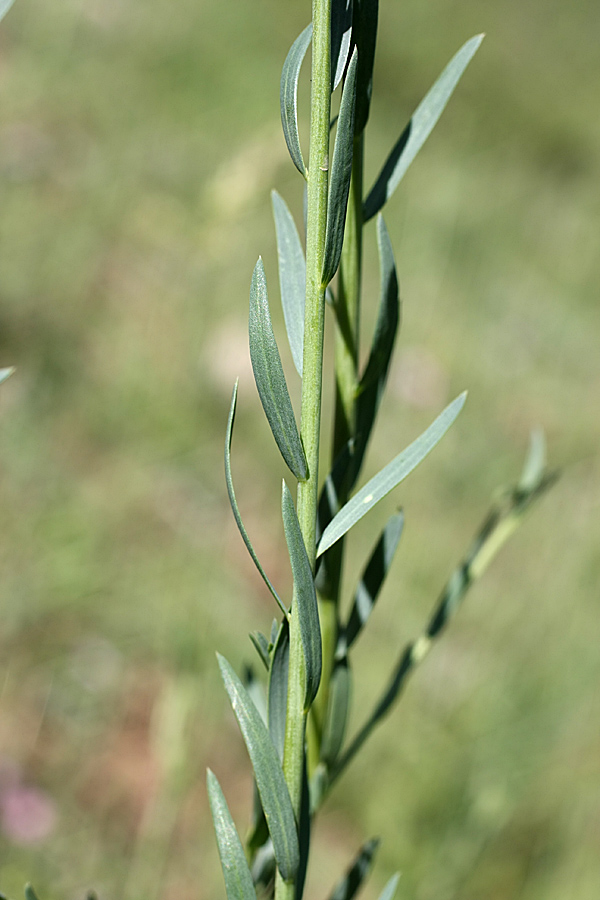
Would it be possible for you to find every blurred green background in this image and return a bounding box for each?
[0,0,598,898]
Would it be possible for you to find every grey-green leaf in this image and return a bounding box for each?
[331,0,353,91]
[225,380,288,616]
[207,769,257,900]
[519,428,546,492]
[0,1,16,23]
[318,393,466,557]
[281,482,322,709]
[329,838,380,900]
[321,657,351,766]
[352,0,379,133]
[250,631,271,670]
[272,191,306,377]
[345,510,404,650]
[268,617,290,761]
[281,24,312,178]
[351,214,400,485]
[378,874,401,900]
[218,654,300,882]
[249,259,308,481]
[322,48,358,286]
[363,34,484,221]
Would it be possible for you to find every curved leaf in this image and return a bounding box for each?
[250,631,271,670]
[317,393,466,557]
[322,48,358,286]
[329,838,380,900]
[225,380,287,616]
[281,24,312,178]
[218,654,300,883]
[351,214,400,484]
[345,509,404,650]
[363,34,484,221]
[207,769,257,900]
[249,259,308,481]
[331,0,353,91]
[281,482,322,709]
[272,191,306,377]
[268,617,290,761]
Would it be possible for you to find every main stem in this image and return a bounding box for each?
[276,3,331,900]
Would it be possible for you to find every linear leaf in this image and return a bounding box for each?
[282,482,322,709]
[218,654,300,882]
[352,0,379,133]
[519,428,546,493]
[281,23,312,178]
[0,1,16,23]
[0,367,15,385]
[268,617,289,761]
[363,34,484,221]
[331,0,353,91]
[322,48,358,286]
[250,631,271,670]
[272,191,306,377]
[351,214,400,484]
[378,874,401,900]
[207,769,257,900]
[318,393,466,557]
[225,380,287,616]
[329,838,380,900]
[321,657,351,766]
[345,510,404,650]
[249,259,308,481]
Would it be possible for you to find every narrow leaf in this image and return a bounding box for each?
[322,48,358,286]
[352,0,379,133]
[207,769,257,900]
[351,214,400,483]
[225,380,287,616]
[363,34,484,221]
[281,24,312,178]
[318,393,466,557]
[329,838,380,900]
[0,367,15,385]
[321,657,351,766]
[519,428,546,493]
[268,617,290,761]
[378,874,401,900]
[249,259,308,481]
[0,1,16,23]
[250,631,271,670]
[24,889,41,900]
[345,510,404,650]
[282,482,322,709]
[272,191,306,377]
[331,0,353,91]
[218,654,300,882]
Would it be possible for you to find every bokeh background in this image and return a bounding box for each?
[0,0,598,898]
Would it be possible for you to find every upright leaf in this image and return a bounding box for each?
[250,631,271,670]
[363,34,484,221]
[329,838,380,900]
[352,0,379,133]
[281,482,322,709]
[272,191,306,377]
[218,655,300,882]
[351,214,400,484]
[331,0,353,91]
[321,657,351,766]
[377,874,401,900]
[281,24,312,178]
[207,769,257,900]
[249,259,308,481]
[345,510,404,650]
[318,393,466,557]
[24,889,41,900]
[225,380,288,616]
[322,49,358,286]
[268,617,290,760]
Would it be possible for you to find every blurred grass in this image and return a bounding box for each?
[0,1,598,898]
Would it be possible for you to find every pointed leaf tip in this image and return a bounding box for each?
[281,24,312,177]
[207,769,257,900]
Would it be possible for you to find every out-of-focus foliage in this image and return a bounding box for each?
[0,1,598,899]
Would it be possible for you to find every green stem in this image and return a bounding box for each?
[276,3,331,899]
[311,133,364,750]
